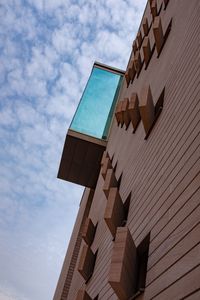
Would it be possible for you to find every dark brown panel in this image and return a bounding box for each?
[115,101,123,125]
[103,169,118,198]
[82,218,96,246]
[101,157,112,180]
[121,98,130,129]
[128,93,141,131]
[78,245,96,281]
[132,40,138,55]
[129,60,136,82]
[104,188,125,237]
[125,71,131,87]
[150,0,157,19]
[134,50,142,76]
[58,131,106,188]
[142,37,151,67]
[139,85,154,135]
[142,17,149,36]
[137,31,143,48]
[100,150,109,166]
[153,16,164,55]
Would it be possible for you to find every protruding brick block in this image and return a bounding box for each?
[101,156,112,179]
[142,36,151,67]
[132,40,138,55]
[103,169,118,198]
[76,289,92,300]
[115,101,124,125]
[153,16,164,55]
[128,93,141,131]
[108,227,137,300]
[82,218,96,246]
[137,31,143,48]
[115,102,120,124]
[150,0,157,19]
[134,50,142,75]
[122,98,130,129]
[142,17,149,36]
[104,188,125,237]
[139,86,155,135]
[128,60,136,82]
[78,245,96,281]
[100,150,109,166]
[125,71,131,87]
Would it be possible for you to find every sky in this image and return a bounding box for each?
[0,0,146,299]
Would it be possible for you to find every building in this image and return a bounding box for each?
[53,0,200,299]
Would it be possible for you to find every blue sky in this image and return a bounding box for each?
[0,0,146,299]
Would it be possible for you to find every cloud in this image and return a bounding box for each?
[0,0,146,299]
[0,281,29,300]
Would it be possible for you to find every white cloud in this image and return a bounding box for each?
[27,0,70,12]
[0,107,17,127]
[52,25,79,55]
[26,47,55,80]
[0,290,18,300]
[0,284,28,300]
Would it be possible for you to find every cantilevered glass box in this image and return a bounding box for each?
[58,62,124,188]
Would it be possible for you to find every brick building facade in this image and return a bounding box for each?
[54,0,200,299]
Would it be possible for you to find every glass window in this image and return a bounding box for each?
[70,65,123,140]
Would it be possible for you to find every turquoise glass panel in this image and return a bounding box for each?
[70,66,123,140]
